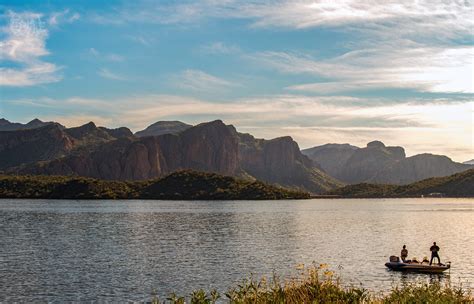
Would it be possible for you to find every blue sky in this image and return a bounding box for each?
[0,0,473,161]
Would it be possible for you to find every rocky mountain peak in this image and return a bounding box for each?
[135,120,192,137]
[367,140,385,148]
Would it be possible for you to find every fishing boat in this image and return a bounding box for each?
[385,256,450,273]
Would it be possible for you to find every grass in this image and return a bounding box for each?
[150,264,472,303]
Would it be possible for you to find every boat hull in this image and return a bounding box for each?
[385,262,450,273]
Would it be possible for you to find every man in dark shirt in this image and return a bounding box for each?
[430,242,441,265]
[401,245,408,262]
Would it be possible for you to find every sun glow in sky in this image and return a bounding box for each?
[0,0,473,161]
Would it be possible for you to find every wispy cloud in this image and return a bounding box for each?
[88,48,124,62]
[173,69,238,91]
[98,1,472,94]
[48,9,80,26]
[0,11,62,86]
[253,47,474,94]
[199,42,240,54]
[100,0,471,39]
[97,68,127,80]
[5,94,473,161]
[126,35,154,46]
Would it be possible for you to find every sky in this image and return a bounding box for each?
[0,0,472,162]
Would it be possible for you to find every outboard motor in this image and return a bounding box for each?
[389,256,400,263]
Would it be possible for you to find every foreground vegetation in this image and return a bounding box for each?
[151,264,472,303]
[0,170,310,200]
[327,169,474,198]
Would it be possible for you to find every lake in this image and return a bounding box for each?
[0,198,473,302]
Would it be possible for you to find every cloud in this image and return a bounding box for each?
[97,68,127,80]
[173,69,238,91]
[199,42,240,54]
[0,11,62,86]
[126,35,154,46]
[253,47,474,93]
[48,9,80,26]
[88,48,124,62]
[5,94,472,161]
[102,1,471,37]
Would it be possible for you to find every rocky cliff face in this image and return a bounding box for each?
[304,140,472,185]
[338,141,406,183]
[371,153,472,184]
[0,122,133,171]
[302,143,359,177]
[8,120,340,193]
[238,133,341,193]
[0,124,74,169]
[16,120,241,180]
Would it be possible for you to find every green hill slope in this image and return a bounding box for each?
[0,170,309,200]
[327,169,474,198]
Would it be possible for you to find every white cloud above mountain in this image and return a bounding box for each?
[0,11,62,86]
[6,94,473,161]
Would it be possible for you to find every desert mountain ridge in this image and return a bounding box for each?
[302,141,472,185]
[0,118,340,193]
[1,118,471,190]
[0,118,65,131]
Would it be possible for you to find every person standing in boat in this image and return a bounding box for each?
[430,242,441,265]
[401,245,408,262]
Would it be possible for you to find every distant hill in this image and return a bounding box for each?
[0,122,134,170]
[135,121,192,137]
[302,143,359,177]
[0,118,64,131]
[0,170,310,200]
[464,159,474,165]
[303,141,472,185]
[8,120,340,193]
[327,169,474,198]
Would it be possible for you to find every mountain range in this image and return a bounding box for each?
[302,141,472,185]
[0,118,340,193]
[0,118,472,193]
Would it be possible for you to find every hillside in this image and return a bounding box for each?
[303,141,471,184]
[327,168,474,198]
[0,171,310,200]
[0,118,64,131]
[5,120,339,193]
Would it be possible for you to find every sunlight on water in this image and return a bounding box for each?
[0,198,472,302]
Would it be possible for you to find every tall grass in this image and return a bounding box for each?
[151,263,472,303]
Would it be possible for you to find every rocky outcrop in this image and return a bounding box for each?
[0,124,74,169]
[0,118,65,131]
[99,126,133,138]
[135,121,192,137]
[238,133,341,193]
[304,140,472,185]
[302,143,359,177]
[0,122,133,171]
[8,120,340,193]
[64,122,114,143]
[371,153,472,184]
[337,141,406,183]
[16,120,241,180]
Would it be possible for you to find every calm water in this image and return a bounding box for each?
[0,198,473,302]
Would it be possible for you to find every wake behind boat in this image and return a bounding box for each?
[385,256,450,274]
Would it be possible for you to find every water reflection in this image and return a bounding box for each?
[0,198,472,302]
